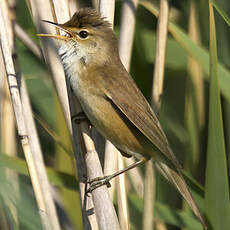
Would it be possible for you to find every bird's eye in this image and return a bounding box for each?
[78,30,88,39]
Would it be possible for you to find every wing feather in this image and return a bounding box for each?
[100,65,178,165]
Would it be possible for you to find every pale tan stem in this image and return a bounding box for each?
[143,161,155,230]
[126,157,144,197]
[117,1,139,228]
[28,0,71,132]
[104,141,118,199]
[98,2,123,229]
[99,0,118,201]
[68,0,79,16]
[117,156,130,230]
[1,76,18,222]
[99,0,115,27]
[69,93,99,230]
[155,220,167,230]
[83,131,120,230]
[183,0,204,215]
[0,48,18,227]
[187,0,204,129]
[119,0,145,199]
[93,0,99,11]
[152,0,169,110]
[0,52,5,137]
[21,77,61,230]
[0,3,18,223]
[149,0,170,229]
[0,5,60,230]
[119,0,138,69]
[72,95,120,230]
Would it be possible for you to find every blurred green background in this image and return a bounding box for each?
[0,0,230,229]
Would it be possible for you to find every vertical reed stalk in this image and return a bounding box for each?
[149,0,169,230]
[69,0,79,16]
[184,0,204,173]
[0,5,60,230]
[116,0,139,228]
[0,1,18,225]
[188,0,204,130]
[99,0,118,202]
[28,0,71,131]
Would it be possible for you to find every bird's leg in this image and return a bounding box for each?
[87,158,147,193]
[71,111,92,125]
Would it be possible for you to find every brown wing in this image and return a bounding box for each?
[100,65,206,227]
[100,64,178,165]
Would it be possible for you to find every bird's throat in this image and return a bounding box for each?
[58,42,88,79]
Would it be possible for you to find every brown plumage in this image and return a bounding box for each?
[62,8,111,29]
[38,8,207,229]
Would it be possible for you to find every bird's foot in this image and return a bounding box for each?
[87,175,112,193]
[71,111,91,125]
[86,159,146,193]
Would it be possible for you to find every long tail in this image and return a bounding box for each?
[155,161,207,229]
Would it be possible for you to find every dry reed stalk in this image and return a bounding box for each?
[93,0,99,11]
[146,0,170,229]
[13,23,72,157]
[118,0,144,193]
[99,0,115,26]
[14,23,43,60]
[116,1,139,228]
[152,0,169,110]
[187,0,204,130]
[0,5,61,230]
[183,0,204,213]
[118,0,138,68]
[125,157,144,197]
[98,0,119,201]
[70,94,99,230]
[72,93,120,230]
[0,1,18,224]
[28,0,71,131]
[155,220,167,230]
[1,76,18,224]
[0,51,5,134]
[21,76,61,230]
[104,141,118,199]
[81,126,120,230]
[142,162,155,230]
[69,0,79,16]
[117,155,130,230]
[0,51,18,227]
[119,0,144,199]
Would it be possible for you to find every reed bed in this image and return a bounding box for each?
[0,0,230,230]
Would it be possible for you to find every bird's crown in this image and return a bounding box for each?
[62,8,111,29]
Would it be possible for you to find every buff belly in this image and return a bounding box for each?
[74,83,156,160]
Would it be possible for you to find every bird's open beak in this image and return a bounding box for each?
[37,20,73,40]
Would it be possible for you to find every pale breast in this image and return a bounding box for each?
[70,77,154,160]
[59,44,155,159]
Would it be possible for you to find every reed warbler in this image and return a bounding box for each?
[38,8,206,228]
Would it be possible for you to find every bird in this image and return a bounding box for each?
[38,8,206,228]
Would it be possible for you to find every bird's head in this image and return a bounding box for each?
[38,8,118,69]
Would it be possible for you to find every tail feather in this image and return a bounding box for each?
[155,161,207,229]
